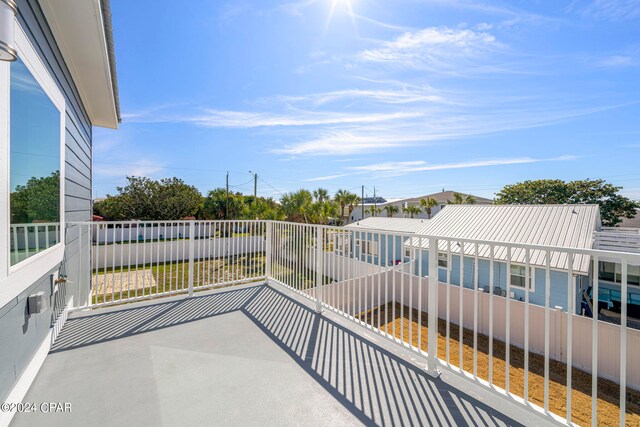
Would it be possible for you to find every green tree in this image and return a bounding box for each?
[495,179,638,226]
[419,197,439,219]
[403,205,422,218]
[281,189,313,223]
[94,176,203,221]
[203,188,247,220]
[10,171,60,223]
[366,207,382,217]
[447,192,476,205]
[242,197,284,220]
[383,205,399,217]
[334,189,350,221]
[313,188,330,203]
[346,193,361,221]
[155,177,203,219]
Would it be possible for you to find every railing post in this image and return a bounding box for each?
[265,221,272,283]
[315,225,323,313]
[427,237,440,377]
[187,221,195,298]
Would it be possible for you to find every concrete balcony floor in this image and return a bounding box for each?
[11,283,551,427]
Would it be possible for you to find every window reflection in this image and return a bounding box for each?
[9,58,61,266]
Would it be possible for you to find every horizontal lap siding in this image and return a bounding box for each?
[417,250,576,312]
[0,0,94,402]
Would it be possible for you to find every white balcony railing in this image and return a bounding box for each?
[10,222,61,264]
[66,220,640,426]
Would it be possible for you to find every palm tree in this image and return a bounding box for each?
[366,207,382,217]
[383,205,399,217]
[346,193,361,221]
[403,205,422,218]
[334,189,350,221]
[419,197,439,219]
[313,188,329,203]
[447,192,476,205]
[280,189,313,223]
[320,201,339,224]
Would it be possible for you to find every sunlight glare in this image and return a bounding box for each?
[325,0,357,35]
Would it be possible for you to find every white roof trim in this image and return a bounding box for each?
[40,0,119,129]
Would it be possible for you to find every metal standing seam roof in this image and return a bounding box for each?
[344,217,428,234]
[405,205,601,274]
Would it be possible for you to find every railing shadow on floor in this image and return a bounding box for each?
[50,283,522,426]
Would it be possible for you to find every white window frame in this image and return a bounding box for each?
[437,252,449,270]
[0,23,66,307]
[509,263,535,292]
[598,260,640,287]
[361,240,379,257]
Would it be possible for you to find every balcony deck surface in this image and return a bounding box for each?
[12,283,550,427]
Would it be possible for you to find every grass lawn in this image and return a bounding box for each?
[357,302,639,427]
[92,253,266,304]
[270,261,334,290]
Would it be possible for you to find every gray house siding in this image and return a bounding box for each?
[0,0,93,402]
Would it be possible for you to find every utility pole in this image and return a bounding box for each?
[361,185,364,220]
[225,171,229,220]
[373,187,377,217]
[249,171,257,201]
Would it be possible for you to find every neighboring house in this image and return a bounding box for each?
[619,208,640,229]
[349,191,492,222]
[0,0,119,413]
[343,217,427,267]
[405,205,608,314]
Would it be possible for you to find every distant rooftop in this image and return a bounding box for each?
[620,208,640,229]
[384,191,493,206]
[344,217,428,234]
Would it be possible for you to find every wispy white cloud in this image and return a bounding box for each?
[268,100,630,156]
[189,109,423,128]
[357,26,501,70]
[349,156,577,176]
[303,173,352,182]
[262,87,448,107]
[272,132,423,156]
[599,55,634,67]
[570,0,640,21]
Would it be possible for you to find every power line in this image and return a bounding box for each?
[258,177,286,198]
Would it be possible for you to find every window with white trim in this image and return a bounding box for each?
[510,264,534,291]
[9,58,62,266]
[362,240,379,257]
[437,252,448,269]
[0,24,65,296]
[598,261,640,287]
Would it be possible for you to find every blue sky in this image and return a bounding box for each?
[94,0,640,201]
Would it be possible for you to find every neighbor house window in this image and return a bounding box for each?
[599,261,640,287]
[361,241,379,257]
[405,249,411,258]
[9,58,62,266]
[437,252,448,269]
[510,264,534,291]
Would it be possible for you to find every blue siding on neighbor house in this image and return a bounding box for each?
[413,250,640,314]
[411,250,580,313]
[352,231,409,267]
[0,0,94,402]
